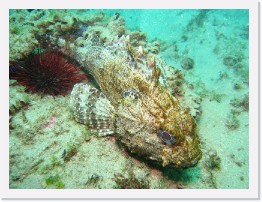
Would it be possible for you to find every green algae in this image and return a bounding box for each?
[45,175,65,189]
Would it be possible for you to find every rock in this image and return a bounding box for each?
[181,57,195,70]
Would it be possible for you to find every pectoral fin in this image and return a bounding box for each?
[70,83,115,136]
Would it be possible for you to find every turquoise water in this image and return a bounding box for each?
[9,9,249,189]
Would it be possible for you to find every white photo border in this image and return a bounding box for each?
[1,0,259,199]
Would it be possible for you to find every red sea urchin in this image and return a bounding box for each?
[10,40,86,96]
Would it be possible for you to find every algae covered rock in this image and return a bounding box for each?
[9,80,30,116]
[181,57,195,70]
[9,9,107,62]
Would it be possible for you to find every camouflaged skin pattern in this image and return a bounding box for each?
[70,37,202,168]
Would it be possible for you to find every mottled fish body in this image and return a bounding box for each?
[70,36,202,167]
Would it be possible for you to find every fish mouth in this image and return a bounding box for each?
[180,152,202,168]
[189,153,202,166]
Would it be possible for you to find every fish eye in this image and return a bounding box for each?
[157,128,176,145]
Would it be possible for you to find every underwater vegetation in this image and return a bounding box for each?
[45,175,65,189]
[62,144,79,162]
[9,82,30,116]
[223,55,244,71]
[9,81,31,130]
[86,174,101,187]
[112,161,151,189]
[193,80,226,104]
[225,114,240,130]
[233,82,243,91]
[209,90,225,103]
[221,44,248,85]
[9,40,86,96]
[113,173,150,189]
[186,9,210,32]
[204,150,221,170]
[230,94,249,112]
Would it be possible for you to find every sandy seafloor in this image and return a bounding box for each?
[9,9,249,189]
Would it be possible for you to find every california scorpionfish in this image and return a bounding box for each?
[70,35,202,168]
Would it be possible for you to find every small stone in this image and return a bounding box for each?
[223,56,242,68]
[233,83,242,91]
[85,136,91,142]
[181,57,195,70]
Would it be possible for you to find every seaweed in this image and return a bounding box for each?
[204,150,221,170]
[113,173,149,189]
[51,155,63,167]
[223,53,246,78]
[9,94,30,116]
[229,154,245,168]
[85,174,101,186]
[194,80,209,99]
[223,56,242,68]
[230,109,241,116]
[45,175,65,189]
[63,144,78,162]
[230,94,249,112]
[10,25,20,35]
[239,68,249,85]
[233,82,243,91]
[186,10,209,32]
[217,71,229,81]
[225,114,240,130]
[209,91,225,103]
[113,161,150,189]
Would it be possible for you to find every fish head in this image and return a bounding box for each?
[158,108,202,168]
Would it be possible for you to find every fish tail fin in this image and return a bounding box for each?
[70,83,115,136]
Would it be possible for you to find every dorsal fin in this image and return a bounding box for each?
[70,83,115,136]
[151,56,161,85]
